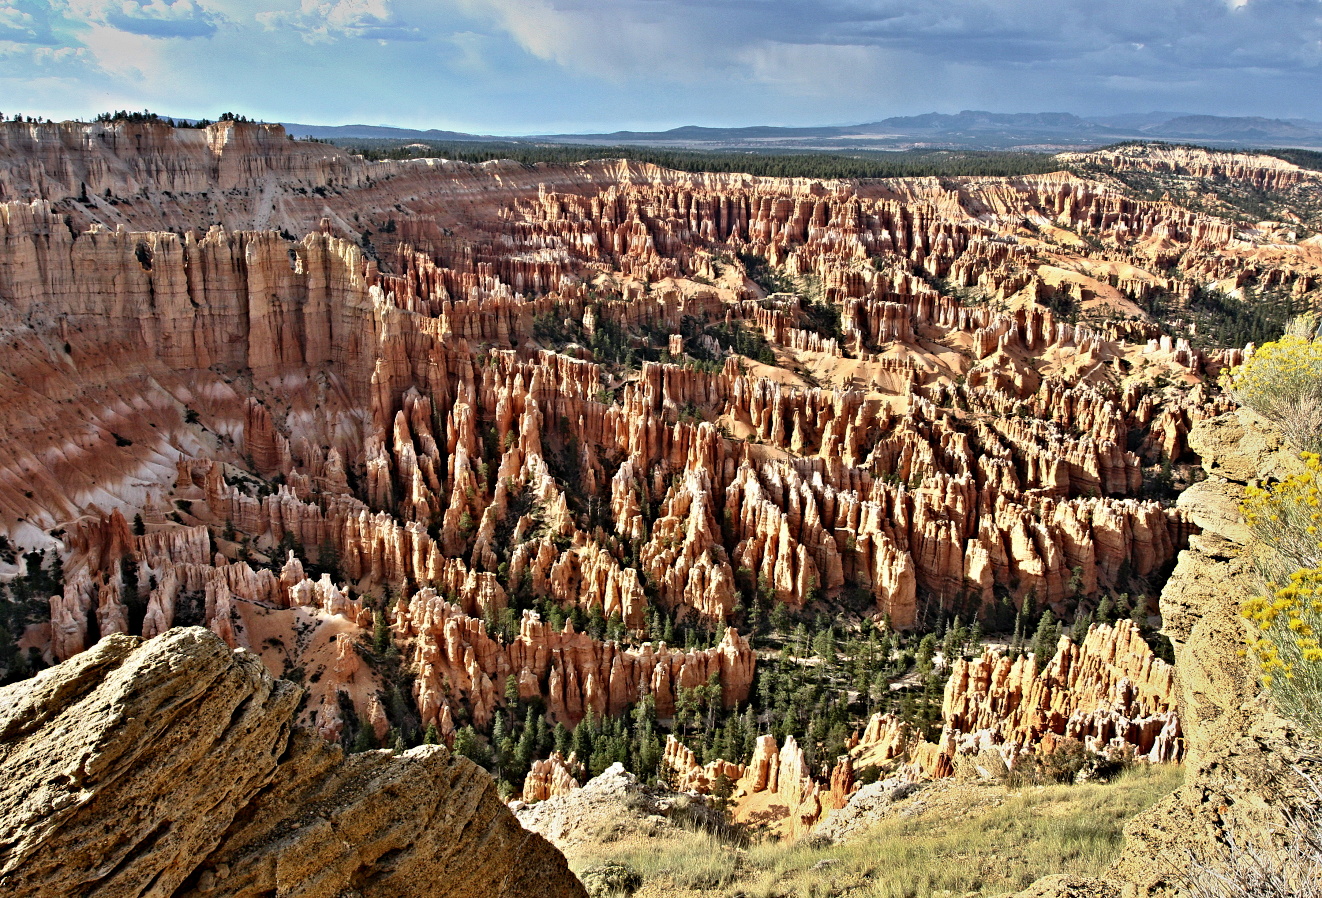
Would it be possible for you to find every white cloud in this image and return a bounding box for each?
[256,0,422,42]
[0,7,47,43]
[456,0,734,80]
[65,0,223,38]
[738,41,893,97]
[6,0,1322,132]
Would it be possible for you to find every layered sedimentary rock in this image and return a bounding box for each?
[0,124,1312,809]
[0,627,585,898]
[666,624,1180,833]
[0,130,1252,645]
[849,621,1182,780]
[939,620,1181,768]
[662,731,855,835]
[1105,412,1322,895]
[399,600,756,730]
[1060,144,1315,193]
[661,734,744,793]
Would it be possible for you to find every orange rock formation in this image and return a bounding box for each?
[0,121,1301,770]
[853,621,1181,777]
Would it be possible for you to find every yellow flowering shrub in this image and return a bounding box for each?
[1242,453,1322,733]
[1242,452,1322,583]
[1225,320,1322,453]
[1243,566,1322,733]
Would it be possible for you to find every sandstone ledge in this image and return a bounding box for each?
[0,627,586,898]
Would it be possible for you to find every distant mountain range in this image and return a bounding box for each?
[282,111,1322,152]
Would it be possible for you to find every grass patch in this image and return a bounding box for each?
[569,765,1183,897]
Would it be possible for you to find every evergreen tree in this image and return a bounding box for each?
[1130,595,1150,630]
[967,620,984,656]
[813,626,836,661]
[1070,609,1095,643]
[372,610,391,654]
[553,722,571,756]
[352,718,375,753]
[915,634,937,675]
[1030,612,1061,673]
[453,725,491,768]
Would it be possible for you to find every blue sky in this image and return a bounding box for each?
[2,0,1321,132]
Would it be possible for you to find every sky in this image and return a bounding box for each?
[2,0,1322,133]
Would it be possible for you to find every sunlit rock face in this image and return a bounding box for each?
[0,120,1306,760]
[0,627,587,898]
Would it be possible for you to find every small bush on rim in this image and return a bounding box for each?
[1226,316,1322,453]
[1242,453,1322,734]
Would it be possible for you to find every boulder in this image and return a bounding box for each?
[0,627,585,898]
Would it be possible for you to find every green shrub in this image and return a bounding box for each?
[1006,739,1127,787]
[579,861,642,897]
[1227,317,1322,453]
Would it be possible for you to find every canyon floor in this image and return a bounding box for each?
[557,764,1184,898]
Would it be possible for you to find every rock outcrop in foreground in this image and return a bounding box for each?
[1111,410,1322,893]
[515,762,725,857]
[1011,411,1322,897]
[0,627,585,898]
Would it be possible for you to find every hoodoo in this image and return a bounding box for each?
[0,118,1318,894]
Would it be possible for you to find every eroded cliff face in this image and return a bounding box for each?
[0,627,585,898]
[843,619,1182,783]
[0,123,1315,816]
[0,120,362,194]
[1108,411,1322,895]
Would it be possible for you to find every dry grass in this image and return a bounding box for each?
[1180,769,1322,898]
[568,764,1184,898]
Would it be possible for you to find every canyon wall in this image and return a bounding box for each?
[659,619,1180,835]
[0,123,1315,827]
[1109,411,1322,894]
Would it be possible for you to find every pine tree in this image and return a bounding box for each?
[813,626,836,661]
[941,615,963,665]
[1070,609,1094,643]
[915,634,937,675]
[712,772,734,815]
[453,725,491,768]
[1130,595,1150,631]
[372,610,391,655]
[352,717,375,753]
[967,620,984,656]
[1030,612,1061,674]
[792,623,809,658]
